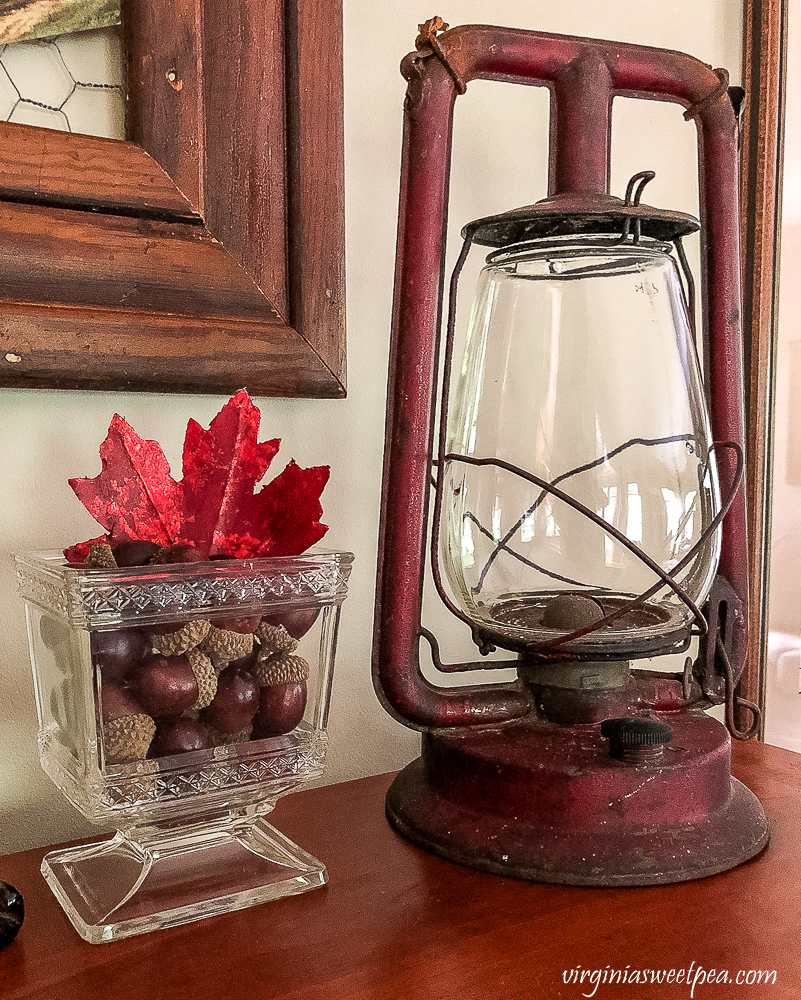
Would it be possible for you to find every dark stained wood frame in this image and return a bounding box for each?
[0,0,346,398]
[740,0,786,731]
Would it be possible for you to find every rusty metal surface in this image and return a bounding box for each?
[463,174,701,246]
[386,720,769,886]
[373,23,747,731]
[373,23,766,884]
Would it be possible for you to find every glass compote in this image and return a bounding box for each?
[15,549,353,943]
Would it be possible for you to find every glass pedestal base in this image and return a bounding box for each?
[41,811,326,943]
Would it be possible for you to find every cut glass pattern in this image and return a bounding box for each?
[97,730,328,815]
[16,550,354,629]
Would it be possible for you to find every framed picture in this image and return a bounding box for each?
[0,0,346,398]
[0,0,119,44]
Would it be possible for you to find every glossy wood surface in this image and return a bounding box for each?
[0,0,346,398]
[0,742,799,999]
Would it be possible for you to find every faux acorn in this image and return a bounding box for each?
[148,717,214,758]
[198,625,254,665]
[100,684,156,764]
[252,681,308,739]
[187,648,217,710]
[150,619,211,657]
[201,663,260,734]
[130,653,199,718]
[256,622,299,656]
[251,653,309,687]
[251,653,310,738]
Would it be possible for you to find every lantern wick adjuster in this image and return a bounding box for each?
[601,717,673,764]
[415,16,467,94]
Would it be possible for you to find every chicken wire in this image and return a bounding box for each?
[0,26,123,139]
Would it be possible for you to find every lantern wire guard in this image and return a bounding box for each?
[431,223,742,660]
[373,21,768,886]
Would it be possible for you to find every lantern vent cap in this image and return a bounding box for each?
[462,191,700,248]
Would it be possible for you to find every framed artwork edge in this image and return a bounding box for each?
[0,0,346,399]
[740,0,786,729]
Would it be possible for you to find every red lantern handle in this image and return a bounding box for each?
[373,23,746,730]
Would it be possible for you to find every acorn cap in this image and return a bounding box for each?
[256,622,299,655]
[252,653,310,687]
[187,647,218,709]
[212,724,253,746]
[151,618,211,656]
[199,625,254,663]
[103,713,156,764]
[86,543,117,569]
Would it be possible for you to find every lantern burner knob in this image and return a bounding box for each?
[601,716,673,764]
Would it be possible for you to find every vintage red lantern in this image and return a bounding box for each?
[372,20,769,885]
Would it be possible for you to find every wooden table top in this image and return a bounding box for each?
[1,741,799,999]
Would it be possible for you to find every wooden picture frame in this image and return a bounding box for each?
[0,0,346,398]
[740,0,786,729]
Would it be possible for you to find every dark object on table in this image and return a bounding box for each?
[0,880,24,946]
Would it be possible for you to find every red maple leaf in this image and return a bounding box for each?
[178,390,281,555]
[64,391,329,562]
[68,415,184,548]
[229,460,330,558]
[63,533,112,565]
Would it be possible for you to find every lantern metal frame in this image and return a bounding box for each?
[372,21,769,886]
[374,20,750,729]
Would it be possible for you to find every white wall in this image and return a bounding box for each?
[0,0,742,854]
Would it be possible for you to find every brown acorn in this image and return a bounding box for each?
[213,614,262,634]
[251,681,307,739]
[103,714,157,764]
[187,647,218,710]
[100,683,156,764]
[256,622,299,656]
[148,717,214,758]
[85,543,117,569]
[260,608,320,640]
[198,625,254,665]
[211,724,253,747]
[200,662,259,734]
[251,652,309,687]
[250,652,309,739]
[129,653,199,718]
[151,543,207,564]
